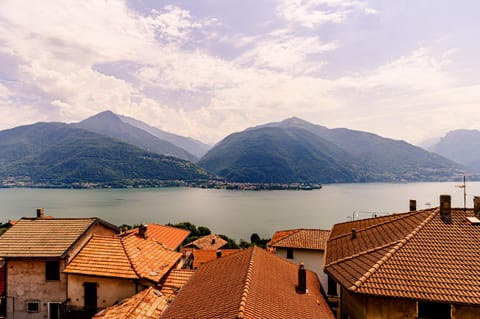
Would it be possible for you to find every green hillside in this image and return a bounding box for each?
[0,122,213,187]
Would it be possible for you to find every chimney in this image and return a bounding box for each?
[474,196,480,217]
[409,199,416,211]
[211,237,216,245]
[36,208,45,219]
[440,195,452,223]
[216,250,222,258]
[138,224,148,238]
[351,228,357,239]
[297,262,306,294]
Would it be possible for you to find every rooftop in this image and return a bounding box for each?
[268,228,331,250]
[191,249,241,269]
[184,233,227,250]
[160,246,335,319]
[325,206,480,305]
[0,217,111,258]
[64,231,182,282]
[121,224,190,251]
[92,287,169,319]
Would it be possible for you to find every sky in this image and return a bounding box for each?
[0,0,479,145]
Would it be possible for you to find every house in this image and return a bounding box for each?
[92,269,194,319]
[268,228,331,292]
[183,233,227,251]
[324,195,480,319]
[160,246,335,319]
[0,209,117,319]
[63,224,183,316]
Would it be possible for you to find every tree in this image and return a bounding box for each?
[250,233,260,244]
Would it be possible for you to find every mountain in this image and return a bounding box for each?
[199,117,463,184]
[0,122,213,187]
[118,114,210,158]
[429,129,480,172]
[73,111,198,162]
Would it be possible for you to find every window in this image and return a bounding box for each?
[46,260,60,281]
[418,301,451,319]
[286,248,294,259]
[26,301,40,313]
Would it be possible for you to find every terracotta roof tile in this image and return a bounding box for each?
[160,247,335,319]
[325,207,480,305]
[93,287,169,319]
[160,269,195,297]
[122,233,182,282]
[65,233,182,282]
[268,229,331,250]
[122,224,190,250]
[0,217,103,258]
[183,234,227,250]
[191,249,241,269]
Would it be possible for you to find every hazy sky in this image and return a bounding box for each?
[0,0,479,145]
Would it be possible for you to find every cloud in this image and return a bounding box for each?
[276,0,378,28]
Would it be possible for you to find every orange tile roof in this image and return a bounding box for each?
[122,233,182,282]
[0,217,108,258]
[124,224,190,250]
[64,235,138,279]
[160,247,335,319]
[325,207,480,305]
[268,229,331,250]
[64,232,182,283]
[160,269,195,297]
[93,287,169,319]
[183,234,227,250]
[191,249,241,269]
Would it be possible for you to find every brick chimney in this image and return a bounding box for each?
[36,208,45,219]
[216,250,222,258]
[211,237,216,245]
[409,199,416,211]
[297,262,306,294]
[474,196,480,217]
[440,195,452,223]
[138,224,148,238]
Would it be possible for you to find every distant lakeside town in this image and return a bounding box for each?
[0,176,322,191]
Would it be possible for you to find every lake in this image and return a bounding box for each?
[0,181,478,241]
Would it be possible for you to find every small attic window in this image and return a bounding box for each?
[418,301,451,319]
[286,248,294,259]
[26,300,40,313]
[46,260,60,281]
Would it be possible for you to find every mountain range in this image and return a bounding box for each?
[0,122,213,187]
[199,117,464,183]
[0,112,474,187]
[427,129,480,172]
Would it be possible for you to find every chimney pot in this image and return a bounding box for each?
[409,199,416,211]
[351,228,357,239]
[138,224,148,238]
[36,208,45,218]
[474,196,480,217]
[216,250,222,258]
[297,262,306,293]
[440,195,452,223]
[211,238,216,245]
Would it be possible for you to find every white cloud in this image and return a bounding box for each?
[235,29,337,74]
[276,0,377,28]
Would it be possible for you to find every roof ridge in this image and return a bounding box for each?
[349,208,438,292]
[329,209,432,241]
[236,247,256,319]
[325,241,400,268]
[120,236,142,279]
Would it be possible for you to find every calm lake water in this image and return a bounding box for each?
[0,182,478,240]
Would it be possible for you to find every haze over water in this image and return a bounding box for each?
[1,182,478,240]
